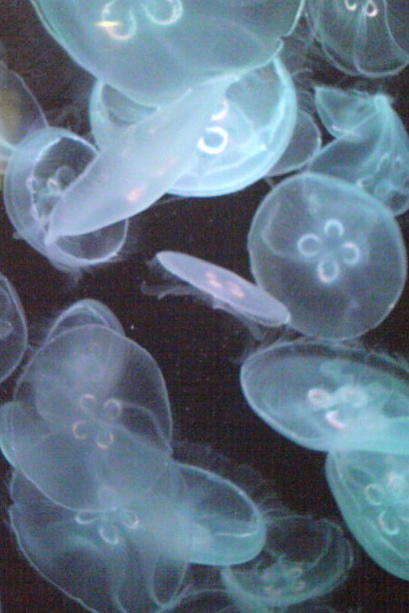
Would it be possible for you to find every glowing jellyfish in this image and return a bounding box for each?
[240,341,409,453]
[248,172,407,339]
[9,468,191,613]
[311,88,409,215]
[326,449,409,580]
[170,58,297,197]
[146,251,290,335]
[4,127,128,271]
[45,76,232,242]
[307,0,409,77]
[0,302,175,511]
[29,0,304,105]
[222,514,353,609]
[314,86,378,139]
[0,60,46,178]
[0,274,27,384]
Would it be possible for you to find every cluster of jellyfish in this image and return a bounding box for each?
[1,0,409,610]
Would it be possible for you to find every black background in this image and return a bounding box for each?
[1,1,409,611]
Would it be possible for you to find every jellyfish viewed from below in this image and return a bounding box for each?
[146,251,290,336]
[326,449,409,581]
[29,0,304,105]
[240,341,409,454]
[307,0,409,77]
[4,127,128,271]
[0,274,27,384]
[311,88,409,215]
[248,172,407,339]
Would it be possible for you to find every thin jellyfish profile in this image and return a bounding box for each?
[326,449,409,581]
[307,0,409,77]
[240,341,409,453]
[145,251,290,336]
[221,514,353,609]
[4,127,129,271]
[0,274,27,384]
[29,0,304,105]
[248,172,407,339]
[311,87,409,215]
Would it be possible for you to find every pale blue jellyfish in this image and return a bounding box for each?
[311,87,409,215]
[248,172,407,339]
[307,0,409,77]
[326,449,409,580]
[0,274,27,384]
[240,341,409,453]
[146,251,290,335]
[29,0,304,105]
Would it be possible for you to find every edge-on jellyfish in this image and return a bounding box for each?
[4,127,128,271]
[326,449,409,581]
[221,514,353,610]
[240,341,409,454]
[144,251,291,339]
[248,172,407,339]
[0,274,27,384]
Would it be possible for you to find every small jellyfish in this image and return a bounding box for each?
[4,127,128,271]
[221,514,353,609]
[326,449,409,580]
[314,86,378,139]
[145,251,290,337]
[248,172,407,339]
[0,274,27,383]
[240,341,409,454]
[307,0,409,77]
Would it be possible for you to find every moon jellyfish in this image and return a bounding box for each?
[307,0,409,77]
[9,468,191,613]
[0,302,175,511]
[4,127,128,271]
[0,274,27,384]
[170,59,297,197]
[326,449,409,580]
[221,514,353,609]
[45,77,232,241]
[0,60,46,177]
[314,86,378,139]
[146,251,290,336]
[177,462,266,566]
[311,88,409,215]
[29,0,304,105]
[248,172,407,339]
[240,341,409,453]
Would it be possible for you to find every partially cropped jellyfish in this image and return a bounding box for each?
[29,0,304,105]
[221,514,353,609]
[170,58,297,197]
[145,251,290,338]
[248,172,407,339]
[45,76,232,242]
[9,468,191,613]
[0,301,175,511]
[314,86,378,139]
[240,341,409,453]
[326,449,409,580]
[0,274,27,384]
[0,60,46,179]
[311,88,409,215]
[4,127,128,271]
[307,0,409,77]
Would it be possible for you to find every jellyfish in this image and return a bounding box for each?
[326,449,409,580]
[306,0,409,77]
[314,86,378,139]
[247,172,407,339]
[29,0,304,105]
[240,340,409,454]
[0,274,27,384]
[144,251,290,338]
[311,88,409,215]
[4,127,129,271]
[221,514,353,609]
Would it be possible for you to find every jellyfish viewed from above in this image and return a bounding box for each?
[248,172,407,339]
[307,0,409,77]
[146,251,290,335]
[240,341,409,454]
[29,0,304,105]
[311,87,409,215]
